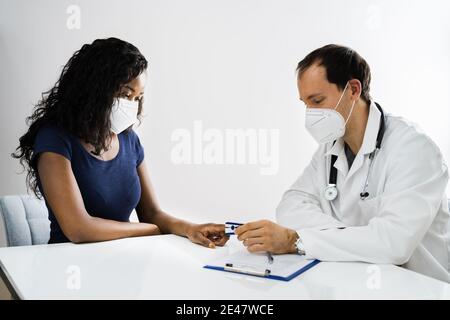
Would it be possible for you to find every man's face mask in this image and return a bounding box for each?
[304,82,357,144]
[110,98,139,134]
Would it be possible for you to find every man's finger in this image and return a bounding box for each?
[237,228,265,241]
[247,243,266,253]
[235,220,265,236]
[243,237,264,247]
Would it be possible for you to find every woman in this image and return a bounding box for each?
[12,37,228,247]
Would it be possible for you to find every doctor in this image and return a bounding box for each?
[236,44,450,282]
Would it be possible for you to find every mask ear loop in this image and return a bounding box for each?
[334,82,350,111]
[339,82,361,126]
[344,99,357,126]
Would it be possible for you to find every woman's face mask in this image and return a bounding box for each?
[304,82,356,144]
[110,98,139,134]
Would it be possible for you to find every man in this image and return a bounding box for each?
[236,44,450,282]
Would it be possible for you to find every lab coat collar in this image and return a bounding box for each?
[324,138,344,157]
[358,100,382,156]
[323,138,348,176]
[324,100,381,157]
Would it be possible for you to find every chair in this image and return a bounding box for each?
[0,195,50,247]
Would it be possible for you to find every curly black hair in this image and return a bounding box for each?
[12,37,148,198]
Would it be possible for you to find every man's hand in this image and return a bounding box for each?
[186,223,229,248]
[235,220,298,254]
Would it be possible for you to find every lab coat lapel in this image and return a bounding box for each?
[324,139,348,177]
[334,145,348,177]
[324,139,348,220]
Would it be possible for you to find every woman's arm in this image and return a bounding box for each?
[37,152,161,243]
[134,161,191,236]
[135,161,228,248]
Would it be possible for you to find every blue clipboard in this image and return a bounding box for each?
[204,254,320,282]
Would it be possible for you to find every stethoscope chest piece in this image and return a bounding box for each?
[324,184,338,201]
[322,102,385,203]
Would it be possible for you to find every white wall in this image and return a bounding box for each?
[1,0,449,225]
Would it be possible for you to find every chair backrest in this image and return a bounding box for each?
[0,195,50,247]
[447,198,450,217]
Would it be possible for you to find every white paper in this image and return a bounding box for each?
[207,250,315,278]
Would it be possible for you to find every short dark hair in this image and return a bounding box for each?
[297,44,372,104]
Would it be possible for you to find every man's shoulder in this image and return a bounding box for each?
[384,113,443,158]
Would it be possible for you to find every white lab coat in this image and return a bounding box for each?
[276,101,450,282]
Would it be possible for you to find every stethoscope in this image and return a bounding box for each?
[323,102,386,202]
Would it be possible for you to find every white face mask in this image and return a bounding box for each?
[110,98,139,134]
[304,82,356,144]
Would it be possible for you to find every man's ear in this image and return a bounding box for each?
[348,79,362,100]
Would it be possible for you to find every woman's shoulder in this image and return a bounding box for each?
[122,128,139,139]
[121,128,142,146]
[33,124,74,160]
[36,124,71,140]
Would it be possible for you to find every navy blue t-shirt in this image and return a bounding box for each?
[32,125,145,243]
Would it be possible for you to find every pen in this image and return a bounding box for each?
[267,252,274,264]
[224,263,271,277]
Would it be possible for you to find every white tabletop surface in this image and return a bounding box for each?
[0,234,449,299]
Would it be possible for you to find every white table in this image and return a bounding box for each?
[0,234,449,299]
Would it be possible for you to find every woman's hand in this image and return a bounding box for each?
[186,223,229,248]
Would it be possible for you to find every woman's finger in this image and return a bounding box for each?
[194,233,216,248]
[213,235,229,247]
[204,223,227,235]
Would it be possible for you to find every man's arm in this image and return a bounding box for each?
[296,135,448,264]
[240,134,448,265]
